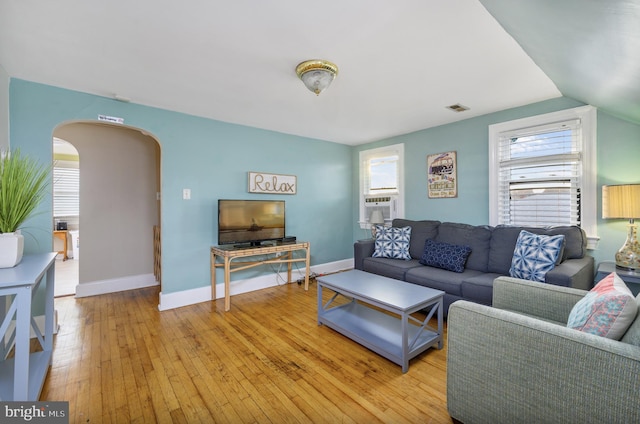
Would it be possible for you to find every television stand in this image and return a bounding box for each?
[210,241,311,311]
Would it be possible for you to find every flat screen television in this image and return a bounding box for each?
[218,199,286,246]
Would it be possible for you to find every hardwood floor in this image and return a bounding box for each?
[42,280,453,423]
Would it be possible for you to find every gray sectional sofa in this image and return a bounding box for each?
[354,219,594,314]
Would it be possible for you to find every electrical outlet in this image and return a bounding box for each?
[182,188,191,200]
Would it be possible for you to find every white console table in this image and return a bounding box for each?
[0,252,56,400]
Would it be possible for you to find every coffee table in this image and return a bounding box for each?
[317,269,444,373]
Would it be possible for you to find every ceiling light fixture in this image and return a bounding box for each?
[296,60,338,95]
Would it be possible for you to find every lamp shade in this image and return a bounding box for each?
[369,210,385,225]
[602,184,640,219]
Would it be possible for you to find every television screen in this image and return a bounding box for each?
[218,199,285,246]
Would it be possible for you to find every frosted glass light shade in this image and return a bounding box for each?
[296,60,338,95]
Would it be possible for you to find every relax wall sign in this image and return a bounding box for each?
[248,172,297,194]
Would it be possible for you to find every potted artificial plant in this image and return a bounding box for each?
[0,148,50,268]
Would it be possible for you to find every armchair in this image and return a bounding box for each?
[446,276,640,424]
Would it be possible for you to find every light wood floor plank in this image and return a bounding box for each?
[43,280,454,423]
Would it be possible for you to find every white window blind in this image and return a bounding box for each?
[496,119,582,227]
[53,167,79,217]
[489,106,598,248]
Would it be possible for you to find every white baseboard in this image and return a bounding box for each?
[75,273,159,298]
[158,258,353,311]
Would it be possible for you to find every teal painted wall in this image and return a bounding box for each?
[0,64,8,150]
[353,97,640,270]
[9,79,352,296]
[10,77,640,299]
[595,112,640,267]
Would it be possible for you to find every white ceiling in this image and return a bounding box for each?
[1,1,638,145]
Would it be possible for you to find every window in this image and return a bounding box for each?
[368,155,399,193]
[53,166,79,217]
[489,106,598,248]
[359,143,404,228]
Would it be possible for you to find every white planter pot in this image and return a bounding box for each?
[0,231,25,268]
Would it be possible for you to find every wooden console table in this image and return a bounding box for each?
[211,242,310,311]
[53,230,68,261]
[0,252,57,400]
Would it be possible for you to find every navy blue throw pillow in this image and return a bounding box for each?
[419,239,472,273]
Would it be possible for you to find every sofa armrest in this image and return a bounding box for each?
[545,255,595,290]
[447,301,640,424]
[492,276,588,323]
[353,239,375,270]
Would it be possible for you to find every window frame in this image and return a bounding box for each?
[489,105,598,249]
[359,143,405,228]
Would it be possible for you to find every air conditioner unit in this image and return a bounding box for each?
[364,194,398,224]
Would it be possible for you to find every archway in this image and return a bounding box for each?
[53,121,162,296]
[52,137,80,296]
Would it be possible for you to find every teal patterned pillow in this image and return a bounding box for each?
[509,230,565,282]
[419,239,472,273]
[372,225,412,260]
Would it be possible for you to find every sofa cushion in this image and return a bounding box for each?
[392,219,440,259]
[509,230,565,282]
[489,225,585,274]
[460,273,503,306]
[435,222,492,272]
[362,257,422,281]
[419,239,471,273]
[542,225,587,260]
[567,273,639,340]
[405,266,483,297]
[372,225,411,260]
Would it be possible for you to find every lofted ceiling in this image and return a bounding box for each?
[1,0,638,146]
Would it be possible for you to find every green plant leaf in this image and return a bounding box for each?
[0,148,51,233]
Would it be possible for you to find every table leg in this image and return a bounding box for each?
[63,233,68,261]
[44,265,54,351]
[317,282,323,325]
[401,311,409,373]
[14,286,30,400]
[224,257,231,311]
[437,298,443,349]
[210,251,217,302]
[304,245,311,290]
[287,251,293,283]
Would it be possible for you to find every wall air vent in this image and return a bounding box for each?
[446,103,469,112]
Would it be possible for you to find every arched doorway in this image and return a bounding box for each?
[53,121,161,296]
[52,137,80,296]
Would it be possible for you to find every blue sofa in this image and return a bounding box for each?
[354,219,594,314]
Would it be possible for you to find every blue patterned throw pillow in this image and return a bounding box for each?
[419,239,472,273]
[372,225,412,260]
[509,230,565,282]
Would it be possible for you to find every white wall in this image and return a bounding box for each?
[54,122,160,285]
